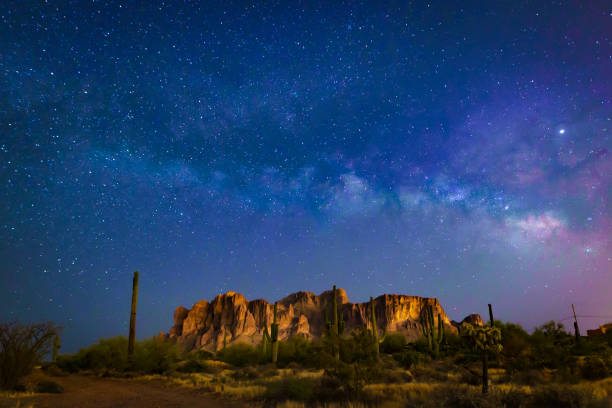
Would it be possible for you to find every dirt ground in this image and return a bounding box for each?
[0,375,242,408]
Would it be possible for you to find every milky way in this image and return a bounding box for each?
[1,1,611,352]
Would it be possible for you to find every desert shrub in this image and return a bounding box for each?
[56,336,183,374]
[512,368,547,386]
[0,322,60,390]
[581,356,609,381]
[231,366,260,380]
[277,335,316,367]
[175,359,206,373]
[412,364,449,382]
[132,336,183,373]
[412,337,432,354]
[265,375,317,402]
[499,322,532,373]
[529,384,608,408]
[258,364,279,378]
[458,368,482,386]
[322,359,383,399]
[393,349,425,369]
[442,332,464,356]
[382,368,413,383]
[340,327,378,364]
[193,349,213,359]
[216,343,262,367]
[56,336,129,373]
[427,384,500,408]
[42,364,68,377]
[35,380,64,393]
[529,321,573,369]
[380,333,407,354]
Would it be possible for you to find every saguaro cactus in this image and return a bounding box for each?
[271,302,279,364]
[329,285,346,359]
[421,304,444,357]
[262,318,271,357]
[52,333,61,363]
[370,296,380,360]
[128,271,139,356]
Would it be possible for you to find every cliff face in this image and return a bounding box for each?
[166,289,461,351]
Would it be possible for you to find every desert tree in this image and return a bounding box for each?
[0,322,60,390]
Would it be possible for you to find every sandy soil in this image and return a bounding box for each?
[0,375,242,408]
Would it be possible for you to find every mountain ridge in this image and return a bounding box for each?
[164,289,480,351]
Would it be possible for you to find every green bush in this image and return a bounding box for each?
[393,349,425,369]
[265,376,317,402]
[216,343,262,367]
[57,336,130,373]
[231,366,260,380]
[132,336,183,373]
[581,356,609,381]
[277,335,316,367]
[56,336,184,374]
[380,333,407,354]
[339,327,378,364]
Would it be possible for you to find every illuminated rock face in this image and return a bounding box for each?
[166,289,461,351]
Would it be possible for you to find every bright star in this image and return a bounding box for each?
[559,129,565,134]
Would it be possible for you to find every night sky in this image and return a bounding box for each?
[1,1,611,353]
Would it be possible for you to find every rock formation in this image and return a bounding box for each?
[165,289,470,351]
[451,313,486,333]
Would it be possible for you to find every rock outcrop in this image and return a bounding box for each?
[451,313,486,333]
[165,289,467,351]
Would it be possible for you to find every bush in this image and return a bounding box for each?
[216,343,262,367]
[529,384,608,408]
[56,336,183,374]
[393,349,425,369]
[380,333,407,354]
[231,366,260,380]
[265,376,317,402]
[56,336,129,373]
[0,322,59,390]
[132,337,183,374]
[277,336,316,367]
[581,356,609,381]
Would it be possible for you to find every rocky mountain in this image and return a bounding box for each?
[165,289,478,351]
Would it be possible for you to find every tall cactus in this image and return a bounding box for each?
[271,302,279,364]
[421,304,444,357]
[329,285,347,359]
[52,333,61,363]
[262,318,271,357]
[370,296,380,360]
[128,271,139,356]
[332,285,339,336]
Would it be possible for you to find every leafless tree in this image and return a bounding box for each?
[0,322,59,390]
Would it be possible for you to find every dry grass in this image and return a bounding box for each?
[0,402,35,408]
[133,365,612,406]
[363,382,435,401]
[274,402,398,408]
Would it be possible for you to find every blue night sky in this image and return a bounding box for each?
[1,1,611,353]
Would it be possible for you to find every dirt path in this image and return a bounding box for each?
[0,375,243,408]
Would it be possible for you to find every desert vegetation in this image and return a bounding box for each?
[34,316,610,407]
[2,287,611,407]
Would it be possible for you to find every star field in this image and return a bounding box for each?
[1,1,611,352]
